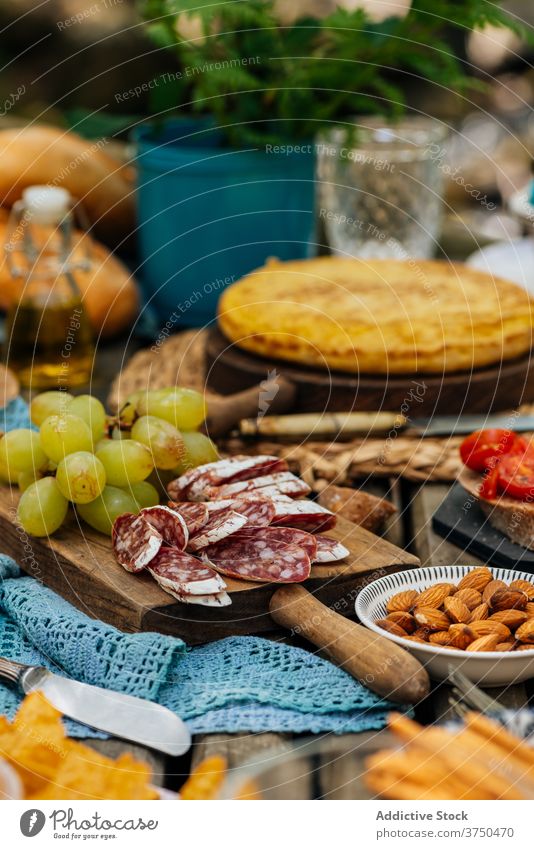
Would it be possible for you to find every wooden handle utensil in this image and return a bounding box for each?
[269,585,429,705]
[204,376,296,437]
[240,411,406,439]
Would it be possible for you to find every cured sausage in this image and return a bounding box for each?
[187,509,247,552]
[168,501,209,535]
[140,505,189,549]
[162,587,232,607]
[234,526,317,561]
[201,531,311,583]
[313,536,350,563]
[148,547,226,595]
[205,497,276,527]
[203,472,310,501]
[168,455,288,500]
[112,512,162,573]
[271,499,336,532]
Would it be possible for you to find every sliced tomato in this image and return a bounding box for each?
[497,452,534,500]
[479,465,500,500]
[459,429,516,472]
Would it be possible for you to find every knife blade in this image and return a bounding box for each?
[0,658,190,757]
[409,414,534,437]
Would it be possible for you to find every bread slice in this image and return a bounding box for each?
[458,467,534,550]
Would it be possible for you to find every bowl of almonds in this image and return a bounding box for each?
[355,565,534,684]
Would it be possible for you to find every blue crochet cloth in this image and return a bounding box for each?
[0,397,400,737]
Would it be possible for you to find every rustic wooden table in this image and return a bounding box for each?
[73,339,533,797]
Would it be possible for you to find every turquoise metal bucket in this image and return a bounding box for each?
[134,120,315,327]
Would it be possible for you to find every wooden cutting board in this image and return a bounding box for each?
[0,485,419,644]
[206,327,534,415]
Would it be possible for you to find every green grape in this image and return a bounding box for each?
[17,477,69,537]
[39,414,93,463]
[0,458,18,484]
[123,481,160,509]
[130,415,185,470]
[137,388,206,430]
[30,391,73,426]
[119,391,144,427]
[77,485,138,535]
[68,395,106,441]
[0,429,48,476]
[18,469,43,492]
[172,431,219,475]
[146,468,175,497]
[111,426,129,440]
[56,451,106,504]
[95,439,153,486]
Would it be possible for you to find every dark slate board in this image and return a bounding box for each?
[432,483,534,573]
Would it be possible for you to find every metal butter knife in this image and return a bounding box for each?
[0,657,191,757]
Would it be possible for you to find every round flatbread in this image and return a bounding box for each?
[218,257,534,374]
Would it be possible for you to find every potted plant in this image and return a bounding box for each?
[135,0,522,326]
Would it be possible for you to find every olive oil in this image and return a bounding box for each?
[3,186,95,389]
[5,298,94,389]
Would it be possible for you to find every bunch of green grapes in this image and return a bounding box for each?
[0,387,218,538]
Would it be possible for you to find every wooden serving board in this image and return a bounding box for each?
[206,327,534,415]
[0,486,419,644]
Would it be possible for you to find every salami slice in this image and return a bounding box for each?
[168,455,288,501]
[148,547,226,595]
[204,472,310,501]
[162,587,232,607]
[202,540,311,583]
[140,505,189,550]
[233,526,318,561]
[271,499,336,532]
[187,509,248,552]
[205,497,276,527]
[112,513,162,573]
[168,501,209,535]
[313,536,349,563]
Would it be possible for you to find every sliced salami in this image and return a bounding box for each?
[204,472,310,501]
[168,501,209,535]
[168,455,288,501]
[187,509,248,553]
[148,547,226,595]
[313,536,350,563]
[233,526,318,561]
[140,505,189,550]
[271,499,336,532]
[202,540,311,584]
[162,587,232,607]
[112,513,162,573]
[205,497,276,527]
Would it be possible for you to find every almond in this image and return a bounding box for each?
[428,631,452,646]
[412,627,432,641]
[489,610,528,630]
[454,588,482,610]
[515,619,534,644]
[386,590,419,614]
[525,602,534,618]
[509,579,534,600]
[413,607,451,631]
[468,602,489,622]
[375,618,408,637]
[482,579,507,603]
[448,623,474,649]
[403,634,427,643]
[488,589,527,612]
[515,644,534,651]
[444,596,470,624]
[495,641,515,652]
[469,620,511,640]
[466,634,500,652]
[387,611,416,634]
[457,567,493,592]
[417,583,455,608]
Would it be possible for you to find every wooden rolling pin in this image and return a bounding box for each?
[269,585,429,705]
[240,410,406,438]
[203,376,296,437]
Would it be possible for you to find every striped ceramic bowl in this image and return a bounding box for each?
[355,565,534,685]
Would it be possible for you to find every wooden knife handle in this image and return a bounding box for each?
[204,377,296,438]
[269,585,429,705]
